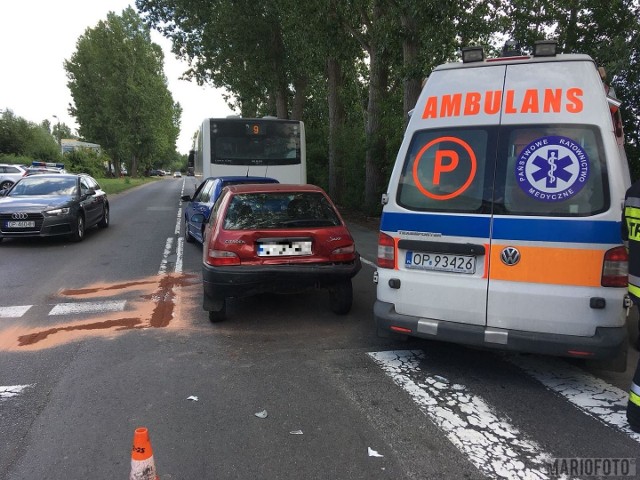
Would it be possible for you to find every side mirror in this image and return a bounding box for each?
[0,189,7,197]
[181,194,192,202]
[84,188,96,197]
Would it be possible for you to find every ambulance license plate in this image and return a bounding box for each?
[404,251,475,274]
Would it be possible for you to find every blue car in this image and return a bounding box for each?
[181,176,279,243]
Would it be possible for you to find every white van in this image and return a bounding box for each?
[374,41,631,362]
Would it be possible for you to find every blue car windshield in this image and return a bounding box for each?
[10,177,77,196]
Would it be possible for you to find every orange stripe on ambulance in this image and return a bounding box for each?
[421,88,584,119]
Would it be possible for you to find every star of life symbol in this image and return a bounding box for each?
[516,135,589,202]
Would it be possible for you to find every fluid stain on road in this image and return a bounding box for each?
[1,273,199,351]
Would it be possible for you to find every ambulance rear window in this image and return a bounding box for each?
[497,125,609,216]
[397,124,609,217]
[397,128,493,213]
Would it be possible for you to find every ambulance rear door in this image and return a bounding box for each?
[382,64,508,328]
[486,58,623,339]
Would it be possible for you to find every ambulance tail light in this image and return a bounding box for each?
[601,246,628,287]
[377,232,395,269]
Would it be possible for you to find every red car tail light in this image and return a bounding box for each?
[331,243,355,261]
[377,232,395,269]
[206,249,240,266]
[601,246,628,287]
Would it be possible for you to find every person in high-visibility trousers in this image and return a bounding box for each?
[622,180,640,432]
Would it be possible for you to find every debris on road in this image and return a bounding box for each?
[254,409,268,419]
[368,447,384,457]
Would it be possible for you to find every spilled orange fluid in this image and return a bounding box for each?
[0,273,200,351]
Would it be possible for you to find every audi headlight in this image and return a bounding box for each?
[45,207,70,216]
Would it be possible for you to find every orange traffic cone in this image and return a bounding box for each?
[130,427,159,480]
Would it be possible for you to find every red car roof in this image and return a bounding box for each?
[225,184,327,194]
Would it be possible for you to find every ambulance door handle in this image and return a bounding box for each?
[397,240,485,256]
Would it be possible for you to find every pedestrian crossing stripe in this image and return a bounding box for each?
[48,301,126,316]
[0,301,127,318]
[369,350,550,479]
[0,306,32,318]
[0,384,34,399]
[509,355,640,443]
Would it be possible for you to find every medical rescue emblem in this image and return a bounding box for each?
[515,135,589,202]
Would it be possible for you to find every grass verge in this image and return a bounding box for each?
[96,177,159,195]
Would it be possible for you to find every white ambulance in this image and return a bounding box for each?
[375,41,631,363]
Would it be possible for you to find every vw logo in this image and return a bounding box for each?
[500,247,520,266]
[11,212,28,220]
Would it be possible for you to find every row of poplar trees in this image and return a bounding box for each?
[134,0,640,213]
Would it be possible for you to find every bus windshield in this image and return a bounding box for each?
[210,120,300,166]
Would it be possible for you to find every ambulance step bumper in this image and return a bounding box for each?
[374,300,626,360]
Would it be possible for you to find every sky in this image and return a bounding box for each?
[0,0,233,154]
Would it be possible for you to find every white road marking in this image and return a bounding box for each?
[0,305,32,318]
[158,237,174,275]
[360,257,376,268]
[0,384,34,399]
[509,355,640,443]
[174,206,182,235]
[49,301,126,316]
[175,237,184,274]
[369,350,550,479]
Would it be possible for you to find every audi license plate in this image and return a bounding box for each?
[257,240,312,256]
[6,220,35,228]
[405,251,475,274]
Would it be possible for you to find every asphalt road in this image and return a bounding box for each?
[0,178,638,479]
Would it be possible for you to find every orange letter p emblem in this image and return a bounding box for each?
[433,150,459,185]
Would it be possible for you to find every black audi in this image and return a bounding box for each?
[0,173,109,242]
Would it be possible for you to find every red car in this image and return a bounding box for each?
[201,184,362,322]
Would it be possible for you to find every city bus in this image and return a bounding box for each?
[192,117,306,184]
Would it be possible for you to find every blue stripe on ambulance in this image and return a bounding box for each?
[380,212,621,244]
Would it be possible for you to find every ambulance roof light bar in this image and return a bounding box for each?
[533,40,558,57]
[461,46,484,63]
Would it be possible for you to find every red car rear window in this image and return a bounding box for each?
[223,192,341,230]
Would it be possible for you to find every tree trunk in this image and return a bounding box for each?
[364,18,389,213]
[401,11,422,128]
[291,76,308,121]
[327,57,346,202]
[130,154,138,178]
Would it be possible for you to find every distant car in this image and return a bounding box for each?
[181,176,279,244]
[0,173,109,243]
[173,171,182,178]
[0,164,27,190]
[201,183,362,322]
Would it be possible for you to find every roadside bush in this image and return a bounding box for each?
[64,149,104,177]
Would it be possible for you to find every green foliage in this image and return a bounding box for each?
[65,7,180,176]
[136,0,640,212]
[0,110,62,162]
[64,149,105,177]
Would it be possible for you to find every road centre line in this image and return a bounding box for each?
[509,355,640,443]
[174,206,182,235]
[175,237,184,274]
[0,306,32,318]
[49,300,127,316]
[158,237,175,275]
[369,350,550,479]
